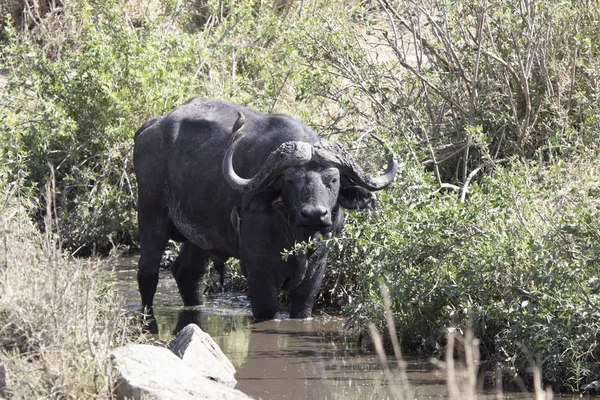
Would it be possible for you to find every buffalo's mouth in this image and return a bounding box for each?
[297,216,333,232]
[298,221,331,231]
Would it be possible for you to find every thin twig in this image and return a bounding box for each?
[269,70,292,113]
[460,159,507,202]
[212,16,244,48]
[368,324,404,400]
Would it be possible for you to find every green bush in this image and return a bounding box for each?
[331,155,600,391]
[293,0,600,176]
[290,0,600,390]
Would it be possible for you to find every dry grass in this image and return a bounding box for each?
[0,190,143,398]
[369,282,555,400]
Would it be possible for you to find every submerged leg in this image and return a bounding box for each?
[288,251,327,319]
[247,268,279,321]
[213,261,225,290]
[137,210,169,310]
[171,242,209,306]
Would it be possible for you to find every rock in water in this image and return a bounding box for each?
[110,344,249,399]
[169,323,237,388]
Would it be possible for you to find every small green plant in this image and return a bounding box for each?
[280,233,332,262]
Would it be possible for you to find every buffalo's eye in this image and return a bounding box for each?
[285,178,294,185]
[331,178,338,184]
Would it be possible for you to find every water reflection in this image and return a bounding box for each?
[171,307,252,369]
[110,258,541,400]
[111,260,425,399]
[234,318,404,400]
[165,308,416,399]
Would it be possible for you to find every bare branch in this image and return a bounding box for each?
[383,39,469,117]
[460,159,507,202]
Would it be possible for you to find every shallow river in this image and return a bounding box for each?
[112,257,561,400]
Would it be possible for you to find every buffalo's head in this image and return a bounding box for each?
[222,113,397,235]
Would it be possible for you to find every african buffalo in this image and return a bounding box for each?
[134,97,397,320]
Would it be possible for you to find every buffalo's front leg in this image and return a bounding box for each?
[171,242,209,306]
[288,251,327,318]
[240,213,281,321]
[247,267,279,321]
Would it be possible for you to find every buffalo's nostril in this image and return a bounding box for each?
[301,206,329,221]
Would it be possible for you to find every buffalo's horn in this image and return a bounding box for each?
[222,139,314,194]
[312,134,397,191]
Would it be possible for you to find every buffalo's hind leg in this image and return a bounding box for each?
[171,242,209,306]
[137,210,170,310]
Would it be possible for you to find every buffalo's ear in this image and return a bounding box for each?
[338,184,376,210]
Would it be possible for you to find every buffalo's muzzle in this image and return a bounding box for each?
[299,205,331,228]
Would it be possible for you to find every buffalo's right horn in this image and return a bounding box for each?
[222,139,314,194]
[312,135,397,191]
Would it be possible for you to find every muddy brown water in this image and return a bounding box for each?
[112,257,568,400]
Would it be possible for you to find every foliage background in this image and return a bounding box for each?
[1,0,599,392]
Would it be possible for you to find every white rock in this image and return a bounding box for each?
[111,344,249,400]
[169,324,237,388]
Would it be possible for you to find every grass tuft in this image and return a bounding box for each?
[0,193,144,398]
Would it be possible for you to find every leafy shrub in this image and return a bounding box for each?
[331,155,600,391]
[283,0,600,390]
[294,0,600,181]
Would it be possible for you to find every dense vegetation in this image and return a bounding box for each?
[1,0,598,393]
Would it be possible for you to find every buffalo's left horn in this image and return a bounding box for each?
[222,139,314,194]
[312,135,397,191]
